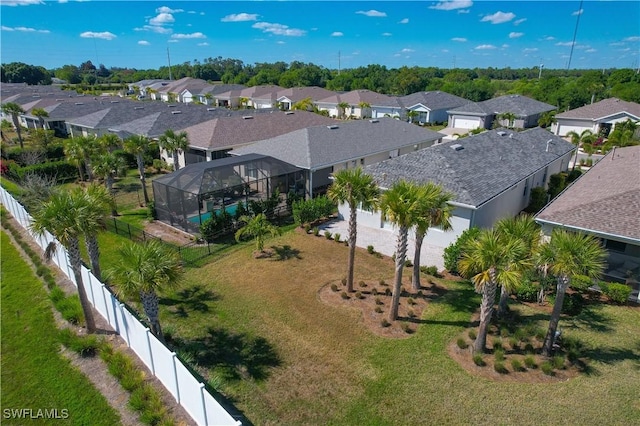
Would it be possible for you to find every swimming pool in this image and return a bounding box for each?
[188,203,241,224]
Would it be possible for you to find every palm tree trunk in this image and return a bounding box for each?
[346,205,357,293]
[497,285,509,318]
[388,226,408,322]
[172,151,180,171]
[542,276,569,357]
[412,229,425,292]
[68,238,97,333]
[136,153,150,204]
[12,114,24,149]
[84,155,94,181]
[572,145,579,171]
[106,176,118,216]
[474,270,497,353]
[140,290,164,343]
[85,234,102,282]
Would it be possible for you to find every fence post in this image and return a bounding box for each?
[171,353,181,403]
[86,268,96,306]
[199,383,209,426]
[127,223,132,240]
[145,329,156,375]
[119,303,131,346]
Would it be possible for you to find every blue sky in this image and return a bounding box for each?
[1,1,639,71]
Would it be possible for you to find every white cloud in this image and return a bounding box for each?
[149,13,174,25]
[198,42,209,46]
[555,41,575,47]
[80,31,117,41]
[585,48,597,53]
[331,31,343,37]
[429,1,473,11]
[514,18,527,25]
[457,9,470,14]
[252,22,306,36]
[544,36,555,41]
[451,37,467,42]
[221,13,259,22]
[157,6,183,14]
[171,32,206,39]
[522,48,538,53]
[168,39,178,43]
[382,32,392,36]
[1,25,49,33]
[138,40,150,45]
[509,32,523,39]
[356,10,387,17]
[135,25,172,34]
[623,36,640,42]
[481,11,515,24]
[572,9,583,16]
[276,41,285,45]
[475,44,497,50]
[0,0,43,6]
[609,42,625,46]
[399,18,409,24]
[401,48,415,53]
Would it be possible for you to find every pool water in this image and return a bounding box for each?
[188,203,241,224]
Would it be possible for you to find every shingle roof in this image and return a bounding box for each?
[231,118,444,169]
[449,94,556,116]
[364,127,575,207]
[183,110,338,150]
[317,89,402,108]
[399,91,470,111]
[276,86,337,103]
[555,97,640,120]
[536,145,640,241]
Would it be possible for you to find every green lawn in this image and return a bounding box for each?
[147,230,640,425]
[0,231,122,426]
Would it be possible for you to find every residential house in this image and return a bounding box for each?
[231,117,444,197]
[211,85,283,109]
[398,91,469,125]
[359,127,575,250]
[315,90,403,119]
[275,86,337,111]
[535,145,640,301]
[551,97,640,137]
[447,95,556,131]
[195,84,246,105]
[155,77,211,103]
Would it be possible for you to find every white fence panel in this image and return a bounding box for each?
[148,338,180,398]
[1,188,240,426]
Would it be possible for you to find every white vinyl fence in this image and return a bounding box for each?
[1,187,241,426]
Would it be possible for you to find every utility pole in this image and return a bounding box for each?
[538,63,544,79]
[167,48,173,81]
[338,51,341,75]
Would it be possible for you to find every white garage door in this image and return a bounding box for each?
[453,117,480,129]
[556,124,590,137]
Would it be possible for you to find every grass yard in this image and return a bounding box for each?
[148,229,640,425]
[0,231,122,425]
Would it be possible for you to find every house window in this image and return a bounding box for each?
[246,164,258,179]
[360,158,365,166]
[605,239,627,253]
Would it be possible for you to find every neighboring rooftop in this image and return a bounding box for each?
[449,94,556,117]
[399,91,469,111]
[555,97,640,120]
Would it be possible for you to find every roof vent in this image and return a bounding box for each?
[168,104,176,108]
[497,131,507,136]
[171,111,182,114]
[55,99,64,101]
[369,119,379,123]
[327,125,339,129]
[134,106,144,110]
[450,144,464,151]
[285,111,295,115]
[242,115,253,120]
[110,100,119,103]
[74,102,84,105]
[207,108,216,111]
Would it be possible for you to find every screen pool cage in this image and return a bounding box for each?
[152,153,305,234]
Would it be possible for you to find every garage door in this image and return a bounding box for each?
[556,124,590,137]
[452,117,480,129]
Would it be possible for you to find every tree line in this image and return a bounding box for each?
[2,59,639,110]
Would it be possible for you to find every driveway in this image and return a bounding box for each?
[319,219,446,271]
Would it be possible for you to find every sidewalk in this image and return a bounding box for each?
[318,219,446,271]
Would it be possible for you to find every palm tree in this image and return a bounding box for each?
[458,229,527,353]
[1,102,26,148]
[96,133,122,153]
[411,184,453,291]
[538,230,606,357]
[108,240,183,343]
[378,180,424,321]
[497,112,517,129]
[124,134,152,204]
[566,130,596,171]
[158,129,189,171]
[63,136,89,181]
[327,167,379,293]
[32,107,49,129]
[30,189,98,333]
[358,102,371,119]
[292,97,317,112]
[337,101,350,119]
[92,151,127,216]
[494,215,539,317]
[406,110,419,124]
[80,184,112,282]
[235,213,281,253]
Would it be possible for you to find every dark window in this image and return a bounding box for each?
[605,239,626,253]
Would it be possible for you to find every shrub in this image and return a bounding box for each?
[358,280,367,288]
[334,233,341,242]
[571,274,593,292]
[562,292,585,315]
[524,356,537,369]
[473,354,486,366]
[457,338,468,349]
[468,330,477,340]
[515,280,539,302]
[385,288,392,296]
[509,337,520,351]
[340,291,349,300]
[401,323,412,334]
[524,343,535,354]
[304,223,311,233]
[120,369,145,392]
[58,328,100,357]
[367,245,375,254]
[330,283,338,292]
[355,291,363,299]
[375,297,383,305]
[602,282,632,305]
[420,265,440,277]
[35,265,48,277]
[493,339,503,351]
[552,355,565,370]
[547,172,567,199]
[371,288,378,296]
[107,351,135,380]
[324,231,332,240]
[341,278,347,286]
[407,298,415,306]
[381,319,390,328]
[541,361,554,376]
[510,359,524,372]
[57,295,84,325]
[312,227,320,236]
[404,259,413,267]
[494,361,508,374]
[407,309,415,318]
[494,349,505,362]
[525,186,548,213]
[443,227,481,275]
[292,196,336,225]
[379,279,386,286]
[374,306,383,313]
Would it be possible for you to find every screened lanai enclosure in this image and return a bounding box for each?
[152,154,305,234]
